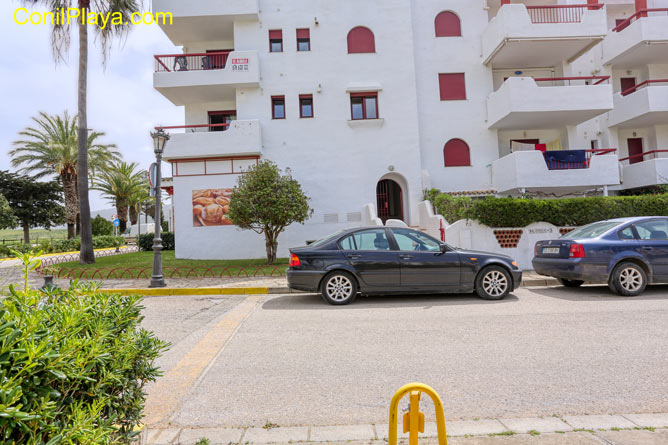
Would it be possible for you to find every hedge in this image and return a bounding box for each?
[138,232,175,252]
[0,273,168,442]
[0,236,126,258]
[428,190,668,228]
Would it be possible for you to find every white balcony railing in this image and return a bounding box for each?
[602,10,668,67]
[608,81,668,128]
[619,152,668,190]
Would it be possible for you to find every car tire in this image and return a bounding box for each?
[609,262,647,297]
[475,266,512,300]
[558,278,585,288]
[320,271,358,305]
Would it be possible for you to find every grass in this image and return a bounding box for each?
[46,251,289,279]
[0,228,68,244]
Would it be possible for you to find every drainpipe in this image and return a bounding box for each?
[636,0,648,18]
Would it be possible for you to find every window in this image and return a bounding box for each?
[347,27,375,54]
[435,11,461,37]
[299,94,313,118]
[439,73,467,100]
[297,28,310,51]
[271,96,285,119]
[392,229,442,252]
[269,30,283,52]
[633,220,668,240]
[618,226,636,240]
[350,92,378,120]
[443,139,471,167]
[208,110,236,132]
[340,229,391,251]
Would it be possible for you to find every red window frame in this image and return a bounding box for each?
[350,92,379,120]
[435,11,462,37]
[443,139,471,167]
[271,96,286,119]
[439,73,467,101]
[269,29,283,52]
[297,28,311,51]
[299,94,314,118]
[347,27,376,54]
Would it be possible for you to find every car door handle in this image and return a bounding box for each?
[642,247,654,251]
[399,254,414,260]
[348,254,361,259]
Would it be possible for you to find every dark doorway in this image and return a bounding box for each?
[376,179,403,223]
[208,110,236,132]
[627,138,644,164]
[620,77,637,96]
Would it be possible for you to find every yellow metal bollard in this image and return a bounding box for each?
[388,383,447,445]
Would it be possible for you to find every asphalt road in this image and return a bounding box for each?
[141,285,668,429]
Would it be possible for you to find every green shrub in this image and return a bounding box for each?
[92,215,114,236]
[0,256,168,443]
[92,235,125,249]
[138,232,175,252]
[430,193,668,228]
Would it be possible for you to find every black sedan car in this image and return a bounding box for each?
[533,217,668,296]
[287,227,522,305]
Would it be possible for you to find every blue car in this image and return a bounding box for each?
[532,217,668,296]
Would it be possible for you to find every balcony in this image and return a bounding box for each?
[482,4,607,68]
[160,120,262,161]
[152,0,259,46]
[619,151,668,190]
[608,80,668,128]
[491,150,620,195]
[486,76,613,130]
[153,51,260,105]
[602,9,668,67]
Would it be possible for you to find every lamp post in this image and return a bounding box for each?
[149,128,170,288]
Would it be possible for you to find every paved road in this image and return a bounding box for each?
[141,285,668,429]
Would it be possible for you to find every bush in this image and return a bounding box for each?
[138,232,175,252]
[430,192,668,228]
[0,265,168,442]
[92,215,114,236]
[161,220,169,233]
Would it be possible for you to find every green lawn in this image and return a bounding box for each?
[0,228,68,244]
[45,251,289,279]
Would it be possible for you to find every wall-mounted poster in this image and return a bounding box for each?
[192,189,234,227]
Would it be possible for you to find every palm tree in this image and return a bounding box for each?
[93,161,147,234]
[24,0,141,263]
[10,111,120,239]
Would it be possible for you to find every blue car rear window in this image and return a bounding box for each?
[561,221,622,239]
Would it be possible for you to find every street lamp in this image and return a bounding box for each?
[149,128,170,288]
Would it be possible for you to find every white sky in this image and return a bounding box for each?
[0,1,183,211]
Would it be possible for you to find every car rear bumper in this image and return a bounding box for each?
[287,270,325,292]
[532,257,608,282]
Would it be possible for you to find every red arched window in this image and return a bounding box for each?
[444,139,471,167]
[435,11,461,37]
[347,27,376,53]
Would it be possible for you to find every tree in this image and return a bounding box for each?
[25,0,141,263]
[10,111,119,239]
[228,161,313,264]
[91,215,114,236]
[93,162,147,234]
[0,194,18,230]
[0,171,65,243]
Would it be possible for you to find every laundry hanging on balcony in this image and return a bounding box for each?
[543,150,587,170]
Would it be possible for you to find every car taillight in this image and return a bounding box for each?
[569,243,586,258]
[289,253,301,267]
[534,243,539,256]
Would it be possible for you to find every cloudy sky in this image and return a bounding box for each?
[0,0,182,211]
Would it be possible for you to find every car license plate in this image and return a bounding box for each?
[543,247,560,254]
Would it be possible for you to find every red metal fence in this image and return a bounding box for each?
[620,79,668,96]
[526,4,603,24]
[154,51,232,73]
[618,149,668,164]
[40,265,286,280]
[544,149,617,171]
[533,76,610,86]
[155,123,231,133]
[612,8,668,32]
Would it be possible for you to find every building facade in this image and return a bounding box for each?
[152,0,668,259]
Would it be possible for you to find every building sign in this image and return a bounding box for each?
[192,189,234,227]
[231,58,249,72]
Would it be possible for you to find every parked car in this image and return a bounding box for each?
[532,217,668,296]
[287,227,522,305]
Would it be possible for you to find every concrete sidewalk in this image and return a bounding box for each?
[143,413,668,444]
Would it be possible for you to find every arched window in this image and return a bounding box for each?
[444,139,471,167]
[347,27,376,53]
[435,11,461,37]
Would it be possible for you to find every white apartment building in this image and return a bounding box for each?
[151,0,668,260]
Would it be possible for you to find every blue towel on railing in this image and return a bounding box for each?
[543,150,587,170]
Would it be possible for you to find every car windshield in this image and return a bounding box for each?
[561,221,622,240]
[308,230,347,248]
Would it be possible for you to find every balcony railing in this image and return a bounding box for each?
[619,150,668,164]
[620,79,668,96]
[525,4,603,24]
[612,8,668,32]
[543,149,616,170]
[155,123,231,132]
[532,76,610,86]
[154,51,232,73]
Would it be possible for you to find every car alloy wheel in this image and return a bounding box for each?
[610,262,646,297]
[482,270,508,297]
[321,271,358,305]
[619,267,643,292]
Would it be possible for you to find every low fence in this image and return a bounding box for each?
[526,4,603,24]
[41,265,286,280]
